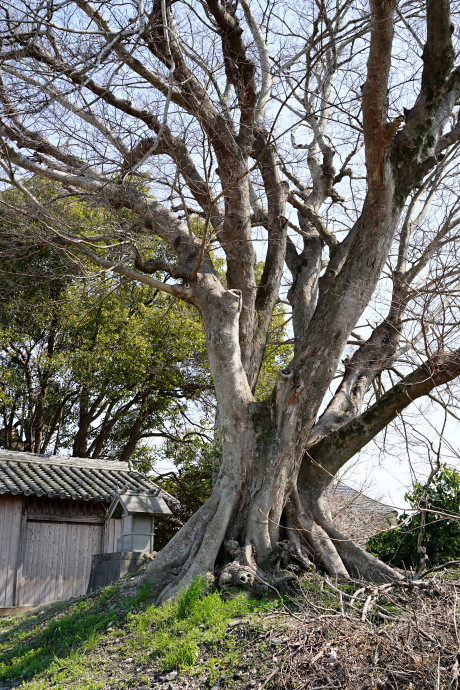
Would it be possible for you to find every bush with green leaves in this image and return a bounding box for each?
[153,436,219,549]
[367,465,460,569]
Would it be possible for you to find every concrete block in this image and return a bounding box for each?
[117,533,154,553]
[87,551,154,592]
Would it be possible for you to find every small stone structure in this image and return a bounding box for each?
[86,491,173,591]
[108,491,172,553]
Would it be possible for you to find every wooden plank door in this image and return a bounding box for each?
[0,496,23,607]
[18,520,102,606]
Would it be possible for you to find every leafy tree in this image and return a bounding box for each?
[0,187,211,461]
[2,0,460,602]
[153,436,220,550]
[0,270,211,460]
[367,465,460,569]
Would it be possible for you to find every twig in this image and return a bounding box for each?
[421,562,460,578]
[259,667,278,688]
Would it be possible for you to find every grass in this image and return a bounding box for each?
[0,576,275,689]
[5,568,458,689]
[122,577,274,685]
[0,580,153,688]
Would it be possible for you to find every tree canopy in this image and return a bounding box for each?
[0,183,212,461]
[1,0,460,602]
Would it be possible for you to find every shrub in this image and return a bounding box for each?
[367,465,460,569]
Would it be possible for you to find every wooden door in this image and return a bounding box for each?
[0,496,23,607]
[19,520,103,606]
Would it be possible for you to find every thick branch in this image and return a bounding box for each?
[361,0,396,192]
[308,348,460,474]
[0,65,129,156]
[204,0,257,149]
[248,136,289,388]
[0,140,200,268]
[392,0,456,185]
[308,308,406,446]
[239,0,272,125]
[74,0,189,110]
[287,192,337,247]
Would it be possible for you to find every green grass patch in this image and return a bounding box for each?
[125,577,263,676]
[0,576,274,689]
[0,602,115,682]
[0,581,152,686]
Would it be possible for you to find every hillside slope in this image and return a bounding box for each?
[1,568,460,689]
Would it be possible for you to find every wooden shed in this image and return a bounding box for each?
[0,451,176,613]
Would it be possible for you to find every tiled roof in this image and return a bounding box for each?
[332,482,397,514]
[0,451,178,505]
[108,492,173,517]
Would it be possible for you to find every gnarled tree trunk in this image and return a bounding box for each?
[2,0,460,604]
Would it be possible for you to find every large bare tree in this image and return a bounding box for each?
[1,0,460,602]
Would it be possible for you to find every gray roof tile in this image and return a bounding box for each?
[332,482,397,514]
[0,451,178,506]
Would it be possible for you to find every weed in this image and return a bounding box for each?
[125,580,152,610]
[0,597,117,682]
[81,629,100,652]
[177,576,207,619]
[98,585,118,604]
[2,567,458,689]
[163,635,200,669]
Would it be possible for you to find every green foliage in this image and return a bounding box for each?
[177,576,208,619]
[0,180,210,462]
[124,577,262,679]
[0,594,118,683]
[367,465,460,568]
[153,437,219,548]
[253,261,293,401]
[0,181,290,472]
[254,302,293,401]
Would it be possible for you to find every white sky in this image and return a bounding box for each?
[343,409,460,512]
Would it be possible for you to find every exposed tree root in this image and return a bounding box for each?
[325,520,402,582]
[145,491,232,604]
[314,506,402,582]
[298,510,350,578]
[269,540,315,573]
[146,483,402,605]
[290,491,403,583]
[218,541,298,594]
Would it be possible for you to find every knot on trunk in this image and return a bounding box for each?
[218,563,255,590]
[219,540,262,592]
[224,540,240,559]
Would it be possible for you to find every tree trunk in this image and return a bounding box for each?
[73,388,90,457]
[146,317,401,604]
[3,0,458,608]
[146,415,400,604]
